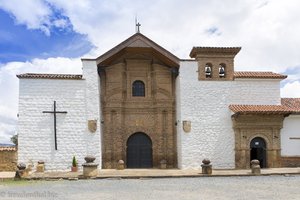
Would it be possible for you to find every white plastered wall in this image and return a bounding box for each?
[17,78,86,171]
[17,60,102,171]
[176,60,281,169]
[82,60,102,168]
[281,115,300,156]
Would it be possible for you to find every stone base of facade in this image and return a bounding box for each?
[281,156,300,167]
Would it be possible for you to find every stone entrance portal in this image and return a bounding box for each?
[232,114,284,169]
[98,33,179,169]
[127,132,153,168]
[250,137,267,168]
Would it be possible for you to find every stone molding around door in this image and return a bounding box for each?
[232,114,284,169]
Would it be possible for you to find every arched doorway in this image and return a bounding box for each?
[250,137,267,168]
[126,132,153,168]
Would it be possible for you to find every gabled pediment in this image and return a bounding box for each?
[95,33,179,67]
[127,38,152,48]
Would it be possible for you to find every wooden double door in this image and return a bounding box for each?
[126,132,153,168]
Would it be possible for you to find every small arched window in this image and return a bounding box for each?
[219,63,226,78]
[205,63,212,78]
[132,80,145,97]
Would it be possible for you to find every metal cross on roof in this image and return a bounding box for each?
[136,22,141,33]
[135,15,141,33]
[43,101,67,150]
[134,15,141,33]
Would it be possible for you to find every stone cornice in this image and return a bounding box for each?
[189,47,241,58]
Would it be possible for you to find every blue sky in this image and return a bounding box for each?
[0,9,92,64]
[0,0,300,144]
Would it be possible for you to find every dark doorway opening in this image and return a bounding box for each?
[126,132,153,168]
[250,137,267,168]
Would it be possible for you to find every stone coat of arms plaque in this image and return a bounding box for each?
[183,120,191,133]
[88,120,97,133]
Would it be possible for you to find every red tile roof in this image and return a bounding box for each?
[0,146,16,151]
[234,71,287,79]
[281,98,300,113]
[229,104,290,114]
[230,98,300,114]
[190,47,241,58]
[16,73,83,80]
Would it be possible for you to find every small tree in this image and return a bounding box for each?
[10,134,18,146]
[72,156,77,167]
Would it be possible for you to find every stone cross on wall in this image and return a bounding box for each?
[43,101,67,150]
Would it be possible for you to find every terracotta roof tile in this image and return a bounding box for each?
[190,46,241,58]
[0,146,16,151]
[16,73,83,80]
[234,71,287,79]
[281,98,300,113]
[229,104,290,114]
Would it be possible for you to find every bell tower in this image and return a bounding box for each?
[190,47,241,81]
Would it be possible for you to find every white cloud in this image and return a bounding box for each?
[0,0,71,36]
[43,0,300,73]
[0,0,52,35]
[0,124,15,144]
[2,0,300,71]
[281,81,300,98]
[53,18,68,29]
[1,0,300,142]
[0,57,82,143]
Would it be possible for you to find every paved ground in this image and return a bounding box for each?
[0,175,300,200]
[1,168,299,180]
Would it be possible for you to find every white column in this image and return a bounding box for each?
[82,59,102,168]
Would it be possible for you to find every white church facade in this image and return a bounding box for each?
[17,33,300,171]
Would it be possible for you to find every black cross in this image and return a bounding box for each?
[43,101,67,150]
[136,22,141,33]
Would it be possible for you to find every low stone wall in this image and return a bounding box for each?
[281,156,300,167]
[0,147,17,171]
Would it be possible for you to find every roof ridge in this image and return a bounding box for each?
[235,70,276,72]
[0,146,17,151]
[229,103,300,114]
[190,46,241,58]
[17,73,83,80]
[281,97,300,100]
[234,71,287,79]
[19,72,82,75]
